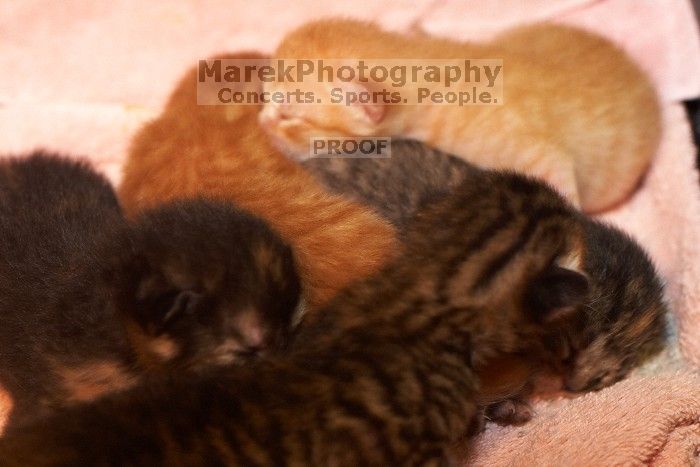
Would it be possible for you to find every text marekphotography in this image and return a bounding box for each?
[197,58,503,106]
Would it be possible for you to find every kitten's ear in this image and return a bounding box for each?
[527,266,589,323]
[330,80,385,124]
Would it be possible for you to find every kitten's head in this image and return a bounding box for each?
[105,199,301,372]
[404,172,591,365]
[259,93,385,161]
[261,20,395,160]
[552,220,667,392]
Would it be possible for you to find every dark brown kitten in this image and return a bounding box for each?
[303,140,667,418]
[0,153,300,432]
[112,197,301,375]
[0,167,590,465]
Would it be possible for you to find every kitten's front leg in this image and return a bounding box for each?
[484,397,533,426]
[469,398,533,429]
[474,355,535,427]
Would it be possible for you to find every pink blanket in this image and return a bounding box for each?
[2,0,700,463]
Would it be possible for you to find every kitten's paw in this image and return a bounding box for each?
[485,399,533,426]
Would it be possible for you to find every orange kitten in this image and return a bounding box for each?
[260,20,660,213]
[118,52,399,311]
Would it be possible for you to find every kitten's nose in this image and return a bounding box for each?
[258,107,280,129]
[563,374,602,392]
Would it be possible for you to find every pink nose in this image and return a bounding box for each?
[259,109,280,129]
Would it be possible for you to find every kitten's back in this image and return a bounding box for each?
[0,151,122,316]
[0,153,126,430]
[119,53,399,310]
[302,140,473,230]
[0,152,121,271]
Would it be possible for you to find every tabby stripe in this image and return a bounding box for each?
[333,393,397,460]
[424,370,472,419]
[297,426,314,464]
[263,412,288,467]
[339,350,414,418]
[505,173,544,197]
[415,345,472,388]
[413,366,464,436]
[216,424,267,467]
[393,298,443,337]
[205,429,243,467]
[471,207,569,291]
[412,366,452,431]
[351,273,417,321]
[471,216,539,291]
[324,426,371,464]
[434,208,514,301]
[419,352,474,400]
[218,399,275,466]
[406,306,474,345]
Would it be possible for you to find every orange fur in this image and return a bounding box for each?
[118,52,399,311]
[0,385,12,435]
[262,20,661,213]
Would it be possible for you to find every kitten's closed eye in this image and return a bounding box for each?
[234,344,264,360]
[133,281,206,336]
[260,104,296,126]
[159,290,204,332]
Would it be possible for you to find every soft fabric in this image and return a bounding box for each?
[461,370,700,466]
[1,0,700,463]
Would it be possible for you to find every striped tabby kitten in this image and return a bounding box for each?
[0,167,590,465]
[303,140,667,421]
[0,153,300,433]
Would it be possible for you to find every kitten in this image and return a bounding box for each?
[303,140,667,422]
[261,19,661,213]
[0,153,300,432]
[302,140,477,232]
[118,52,399,312]
[0,168,592,465]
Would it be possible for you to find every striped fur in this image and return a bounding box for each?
[0,169,589,465]
[304,140,667,399]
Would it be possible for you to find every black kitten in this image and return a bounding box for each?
[0,152,301,432]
